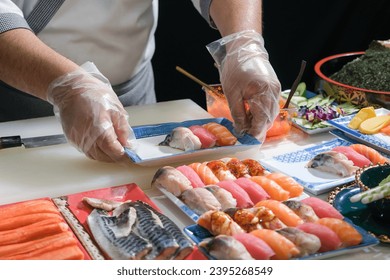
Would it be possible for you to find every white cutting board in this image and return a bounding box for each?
[0,99,213,205]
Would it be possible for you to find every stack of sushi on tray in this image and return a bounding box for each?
[152,157,364,260]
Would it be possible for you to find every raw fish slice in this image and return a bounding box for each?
[283,200,319,223]
[141,202,194,260]
[241,159,266,176]
[188,162,219,185]
[296,222,342,253]
[265,173,304,198]
[82,197,123,212]
[203,122,237,146]
[234,177,270,204]
[331,146,372,168]
[350,144,389,165]
[188,125,217,149]
[180,188,222,215]
[159,127,201,151]
[206,160,237,181]
[250,176,290,201]
[316,218,363,247]
[224,157,250,178]
[276,227,321,257]
[225,207,286,232]
[301,197,344,219]
[200,235,254,260]
[87,208,152,260]
[151,166,193,196]
[217,180,254,208]
[130,201,179,260]
[197,210,245,236]
[305,151,358,177]
[176,165,205,188]
[255,199,303,227]
[233,233,275,260]
[204,185,237,210]
[250,229,300,260]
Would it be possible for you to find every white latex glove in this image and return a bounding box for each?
[207,30,281,141]
[47,62,134,163]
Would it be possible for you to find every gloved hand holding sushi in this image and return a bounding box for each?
[47,62,134,163]
[207,30,281,141]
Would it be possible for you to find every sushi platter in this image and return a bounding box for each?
[184,219,379,260]
[327,108,390,155]
[124,118,260,166]
[259,138,390,195]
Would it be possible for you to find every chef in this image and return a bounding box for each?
[0,0,281,163]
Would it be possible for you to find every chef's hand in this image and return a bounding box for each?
[47,62,134,163]
[207,30,281,141]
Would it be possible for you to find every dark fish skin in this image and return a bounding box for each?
[159,133,172,147]
[130,201,179,260]
[88,209,152,260]
[142,201,194,259]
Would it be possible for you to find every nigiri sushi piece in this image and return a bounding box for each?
[225,206,286,231]
[197,210,245,236]
[301,197,344,220]
[206,160,237,181]
[255,199,304,227]
[217,180,254,208]
[276,227,321,257]
[250,176,290,201]
[176,165,205,188]
[188,125,217,149]
[283,200,319,223]
[199,235,254,260]
[204,185,237,211]
[234,177,270,204]
[265,173,304,198]
[151,166,193,196]
[331,146,372,168]
[316,218,363,247]
[296,222,342,253]
[224,157,250,178]
[188,162,219,185]
[159,127,201,151]
[203,122,237,146]
[180,188,221,215]
[305,151,358,177]
[233,233,275,260]
[250,229,300,260]
[350,144,389,165]
[241,159,266,176]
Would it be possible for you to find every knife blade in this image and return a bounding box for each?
[0,134,67,149]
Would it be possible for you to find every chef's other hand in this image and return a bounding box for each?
[207,30,281,141]
[47,61,132,163]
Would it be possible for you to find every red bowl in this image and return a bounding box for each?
[314,52,390,108]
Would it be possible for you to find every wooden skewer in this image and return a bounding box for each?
[175,66,223,99]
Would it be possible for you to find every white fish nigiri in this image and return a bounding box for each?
[180,188,222,215]
[151,166,193,196]
[305,151,358,177]
[159,127,201,151]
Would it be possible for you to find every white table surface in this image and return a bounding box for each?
[0,99,389,260]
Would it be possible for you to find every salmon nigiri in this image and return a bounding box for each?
[316,218,363,247]
[203,122,237,146]
[250,176,290,201]
[250,229,300,260]
[188,162,219,185]
[265,172,304,198]
[256,199,304,227]
[350,144,389,164]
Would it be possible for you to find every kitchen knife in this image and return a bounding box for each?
[0,134,67,149]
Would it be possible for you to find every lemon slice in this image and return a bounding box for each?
[359,115,390,134]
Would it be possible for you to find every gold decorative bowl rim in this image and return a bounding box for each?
[355,162,390,200]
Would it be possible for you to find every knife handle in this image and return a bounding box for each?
[0,136,23,149]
